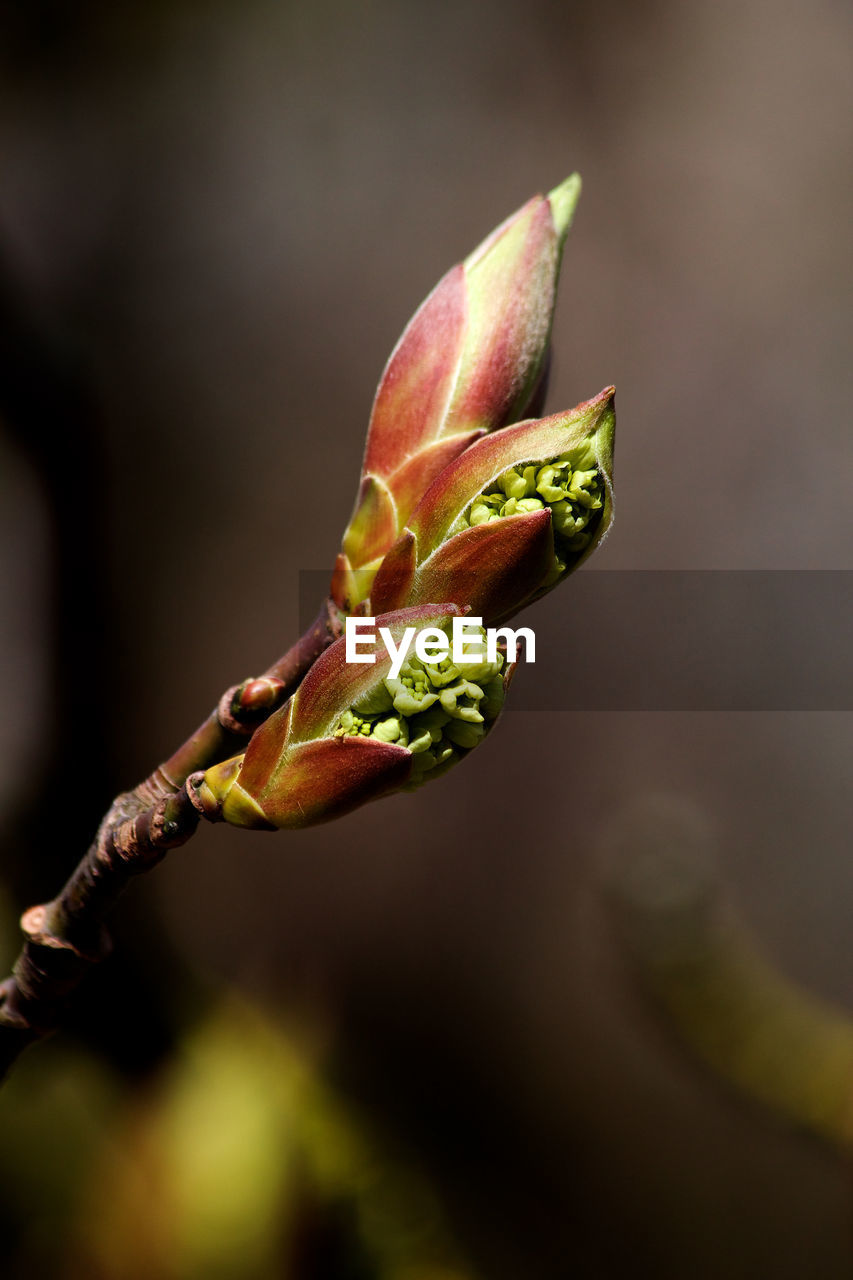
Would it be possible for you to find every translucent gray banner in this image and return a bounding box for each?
[299,571,852,711]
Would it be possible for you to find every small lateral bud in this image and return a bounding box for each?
[236,677,286,716]
[218,676,287,734]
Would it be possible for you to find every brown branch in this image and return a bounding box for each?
[155,596,342,791]
[0,596,343,1079]
[0,779,201,1075]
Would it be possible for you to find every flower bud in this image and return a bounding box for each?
[369,387,615,625]
[337,175,583,605]
[198,607,512,830]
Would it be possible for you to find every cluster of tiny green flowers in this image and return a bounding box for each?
[458,436,603,573]
[333,625,505,788]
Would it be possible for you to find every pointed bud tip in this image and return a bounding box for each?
[548,173,582,242]
[584,384,616,417]
[591,388,616,469]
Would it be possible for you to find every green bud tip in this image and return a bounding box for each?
[548,173,582,245]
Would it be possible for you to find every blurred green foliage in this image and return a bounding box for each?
[0,915,475,1280]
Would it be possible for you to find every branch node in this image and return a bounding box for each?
[186,771,208,815]
[0,601,332,1077]
[20,903,109,965]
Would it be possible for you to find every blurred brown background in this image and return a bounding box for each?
[1,1,851,1276]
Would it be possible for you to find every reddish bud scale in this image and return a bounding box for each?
[370,389,616,626]
[340,177,583,579]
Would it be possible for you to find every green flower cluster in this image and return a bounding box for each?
[333,625,505,788]
[458,438,603,572]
